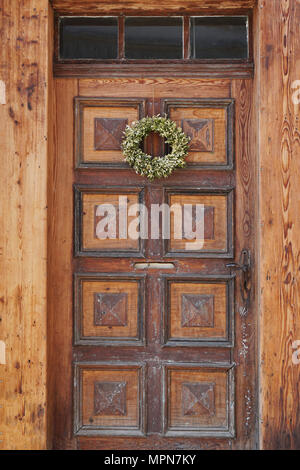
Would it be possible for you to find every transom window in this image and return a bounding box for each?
[58,15,249,61]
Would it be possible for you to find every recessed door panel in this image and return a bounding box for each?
[74,363,145,436]
[75,98,146,168]
[165,190,234,257]
[74,186,145,256]
[164,99,234,168]
[163,276,234,347]
[74,273,145,346]
[163,364,234,437]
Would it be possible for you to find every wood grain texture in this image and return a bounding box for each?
[47,79,78,450]
[51,0,256,15]
[231,79,257,450]
[54,63,254,80]
[258,0,300,449]
[77,436,231,450]
[0,0,50,450]
[46,5,55,449]
[79,78,231,99]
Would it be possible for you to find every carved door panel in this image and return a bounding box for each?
[49,78,256,450]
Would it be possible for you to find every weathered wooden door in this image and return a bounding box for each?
[49,76,256,450]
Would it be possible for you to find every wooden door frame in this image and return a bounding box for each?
[0,0,300,450]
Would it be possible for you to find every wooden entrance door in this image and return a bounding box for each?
[48,77,257,450]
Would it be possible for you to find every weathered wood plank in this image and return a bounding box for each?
[55,63,254,80]
[258,0,300,449]
[0,0,50,450]
[231,79,257,449]
[47,78,78,450]
[51,0,256,14]
[79,78,231,98]
[78,436,230,450]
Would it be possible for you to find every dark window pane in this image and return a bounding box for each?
[125,17,182,59]
[190,16,248,60]
[59,17,118,59]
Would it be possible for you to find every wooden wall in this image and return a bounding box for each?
[0,0,50,450]
[258,0,300,449]
[0,0,299,450]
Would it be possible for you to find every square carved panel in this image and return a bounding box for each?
[94,381,127,416]
[94,118,128,151]
[181,119,214,152]
[163,277,233,347]
[74,274,145,345]
[75,98,146,168]
[182,382,215,416]
[163,99,234,168]
[163,364,234,437]
[181,294,214,328]
[94,292,128,327]
[165,190,233,257]
[74,186,144,257]
[74,363,145,436]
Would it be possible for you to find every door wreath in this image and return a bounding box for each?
[121,115,190,181]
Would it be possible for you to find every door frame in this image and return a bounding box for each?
[1,0,300,450]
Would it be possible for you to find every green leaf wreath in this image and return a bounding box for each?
[121,115,190,181]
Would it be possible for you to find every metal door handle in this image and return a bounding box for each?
[226,249,251,272]
[226,249,251,306]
